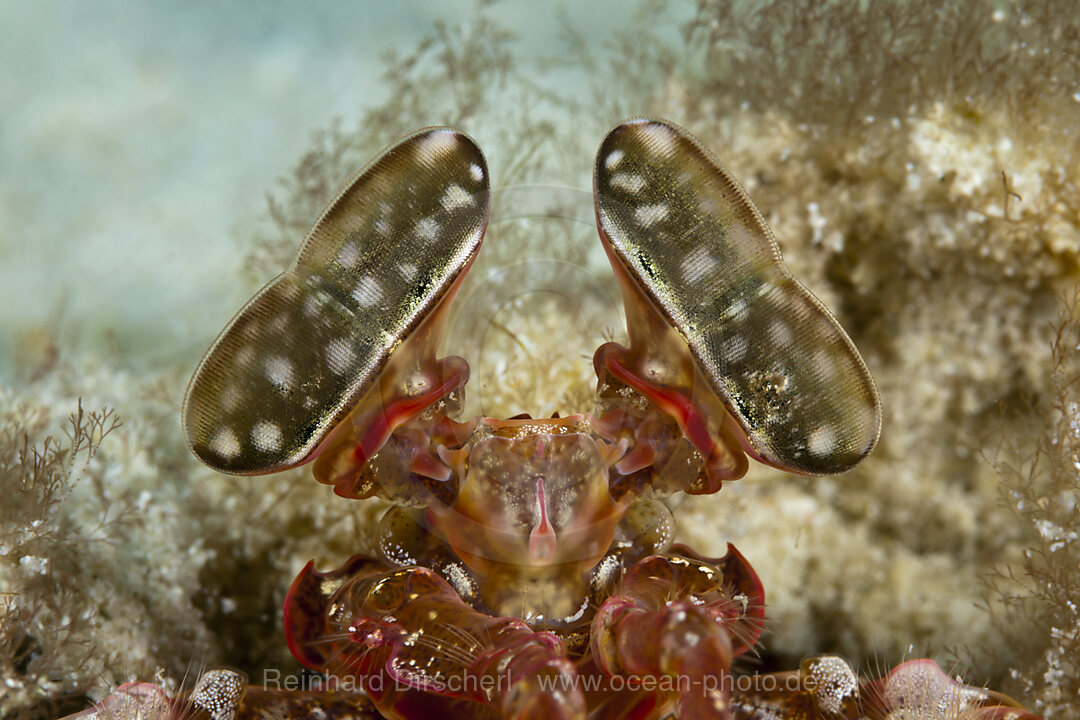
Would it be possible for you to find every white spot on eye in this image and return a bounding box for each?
[680,245,718,284]
[399,262,418,280]
[720,335,748,363]
[414,216,439,241]
[234,345,255,367]
[351,276,382,307]
[219,385,242,412]
[725,297,749,319]
[698,191,721,215]
[208,428,241,459]
[634,203,669,228]
[265,355,294,390]
[251,420,282,453]
[418,130,457,156]
[303,293,322,318]
[610,173,646,193]
[604,149,625,169]
[813,348,840,381]
[807,426,837,457]
[374,201,393,236]
[860,403,879,434]
[768,319,793,347]
[267,313,289,334]
[440,184,473,211]
[326,338,356,375]
[469,163,484,182]
[303,395,317,409]
[337,241,360,268]
[637,121,677,148]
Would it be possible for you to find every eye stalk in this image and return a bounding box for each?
[182,128,490,476]
[593,118,881,478]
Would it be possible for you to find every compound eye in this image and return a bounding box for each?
[183,128,489,474]
[594,118,880,475]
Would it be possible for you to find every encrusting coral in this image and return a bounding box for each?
[2,1,1079,718]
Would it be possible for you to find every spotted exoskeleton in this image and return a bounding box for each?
[181,121,1031,720]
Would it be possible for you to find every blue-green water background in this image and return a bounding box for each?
[1,0,683,377]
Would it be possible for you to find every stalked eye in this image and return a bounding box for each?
[594,118,880,475]
[184,128,489,474]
